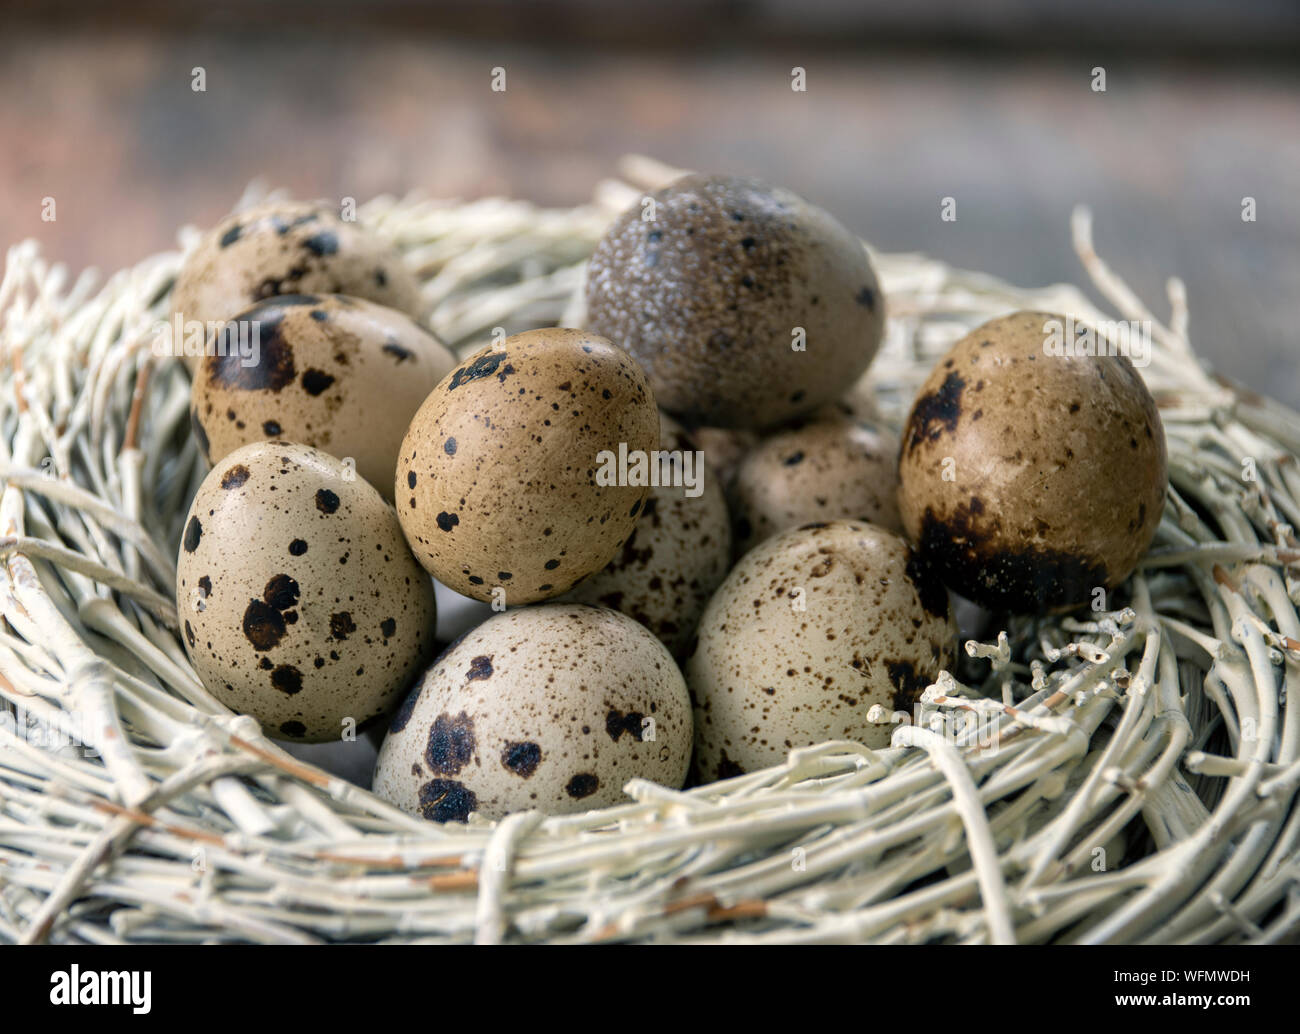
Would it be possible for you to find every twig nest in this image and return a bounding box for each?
[685,520,956,778]
[190,294,455,499]
[171,200,423,370]
[396,328,659,604]
[564,413,731,659]
[373,603,693,821]
[584,173,884,430]
[175,441,437,742]
[729,416,902,557]
[897,311,1168,613]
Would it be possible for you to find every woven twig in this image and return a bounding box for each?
[0,156,1297,944]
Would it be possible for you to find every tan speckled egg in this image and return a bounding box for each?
[564,414,730,659]
[686,520,956,780]
[171,200,422,370]
[176,441,436,743]
[372,603,693,822]
[396,328,659,604]
[585,173,884,430]
[897,310,1168,612]
[729,417,902,557]
[190,293,455,497]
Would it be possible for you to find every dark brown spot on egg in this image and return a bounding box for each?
[906,370,966,453]
[315,489,340,514]
[219,224,242,248]
[301,368,335,396]
[263,420,281,436]
[301,230,339,257]
[382,342,414,363]
[418,779,476,823]
[448,351,508,390]
[466,655,494,681]
[436,511,459,531]
[182,516,203,553]
[716,753,745,779]
[605,709,645,742]
[380,617,396,638]
[221,464,250,490]
[270,664,303,695]
[242,600,286,651]
[390,681,422,733]
[444,437,457,455]
[279,720,307,738]
[289,538,308,556]
[329,611,356,640]
[426,712,476,775]
[502,741,542,778]
[565,772,599,799]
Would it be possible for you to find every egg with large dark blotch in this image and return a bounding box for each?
[190,293,454,498]
[897,310,1168,613]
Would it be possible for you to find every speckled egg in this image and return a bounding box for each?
[190,293,455,496]
[686,520,956,779]
[897,310,1168,612]
[373,603,693,821]
[729,416,902,557]
[176,441,437,743]
[396,328,659,604]
[585,173,884,430]
[171,201,422,369]
[564,413,731,659]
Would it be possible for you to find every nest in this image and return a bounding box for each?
[2,156,1298,945]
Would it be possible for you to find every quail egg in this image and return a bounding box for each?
[373,603,693,821]
[176,440,436,742]
[686,520,956,779]
[564,413,730,658]
[396,327,659,604]
[171,200,422,370]
[729,416,902,556]
[190,293,455,496]
[585,173,884,429]
[897,311,1168,612]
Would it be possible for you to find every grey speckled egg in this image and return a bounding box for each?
[373,603,693,822]
[176,441,436,743]
[190,293,455,497]
[564,413,731,659]
[585,173,884,430]
[686,520,956,780]
[729,416,902,557]
[171,200,422,370]
[396,328,659,605]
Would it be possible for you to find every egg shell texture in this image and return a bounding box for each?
[396,328,659,604]
[373,603,693,821]
[585,173,884,430]
[171,200,422,368]
[730,416,902,557]
[565,413,731,659]
[190,293,455,497]
[176,441,437,743]
[686,519,956,779]
[896,310,1168,612]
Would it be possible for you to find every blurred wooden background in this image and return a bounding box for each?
[2,1,1297,404]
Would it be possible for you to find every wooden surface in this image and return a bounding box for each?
[2,25,1297,405]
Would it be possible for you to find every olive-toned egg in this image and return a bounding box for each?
[585,173,884,430]
[171,200,422,369]
[729,417,902,556]
[396,328,659,604]
[687,520,956,779]
[897,311,1168,612]
[564,414,730,659]
[176,441,436,743]
[373,604,693,821]
[190,293,455,497]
